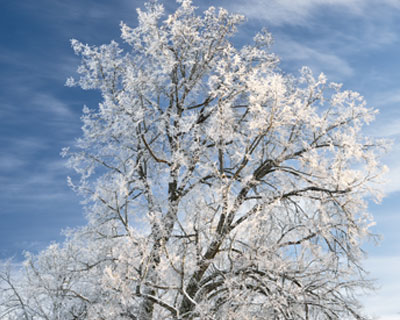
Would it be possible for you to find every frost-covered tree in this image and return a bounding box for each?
[0,1,388,319]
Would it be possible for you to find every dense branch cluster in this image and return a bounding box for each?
[0,1,387,319]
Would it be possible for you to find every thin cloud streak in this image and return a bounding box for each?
[381,163,400,194]
[32,93,75,118]
[0,155,25,171]
[230,0,363,26]
[274,37,354,78]
[230,0,399,26]
[362,256,400,319]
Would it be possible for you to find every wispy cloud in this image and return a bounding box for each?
[372,90,400,108]
[0,48,78,86]
[0,137,47,168]
[274,37,354,78]
[381,162,400,195]
[368,120,400,138]
[362,108,400,195]
[230,0,400,26]
[362,255,400,319]
[0,155,25,171]
[230,0,363,26]
[32,93,74,118]
[0,141,71,203]
[382,0,400,9]
[14,0,145,43]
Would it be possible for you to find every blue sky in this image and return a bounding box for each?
[1,0,400,318]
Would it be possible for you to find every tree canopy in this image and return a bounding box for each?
[0,1,387,319]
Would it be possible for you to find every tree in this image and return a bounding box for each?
[0,1,387,319]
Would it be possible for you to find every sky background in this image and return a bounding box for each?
[1,0,400,318]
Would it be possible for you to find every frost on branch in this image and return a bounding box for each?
[0,1,388,319]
